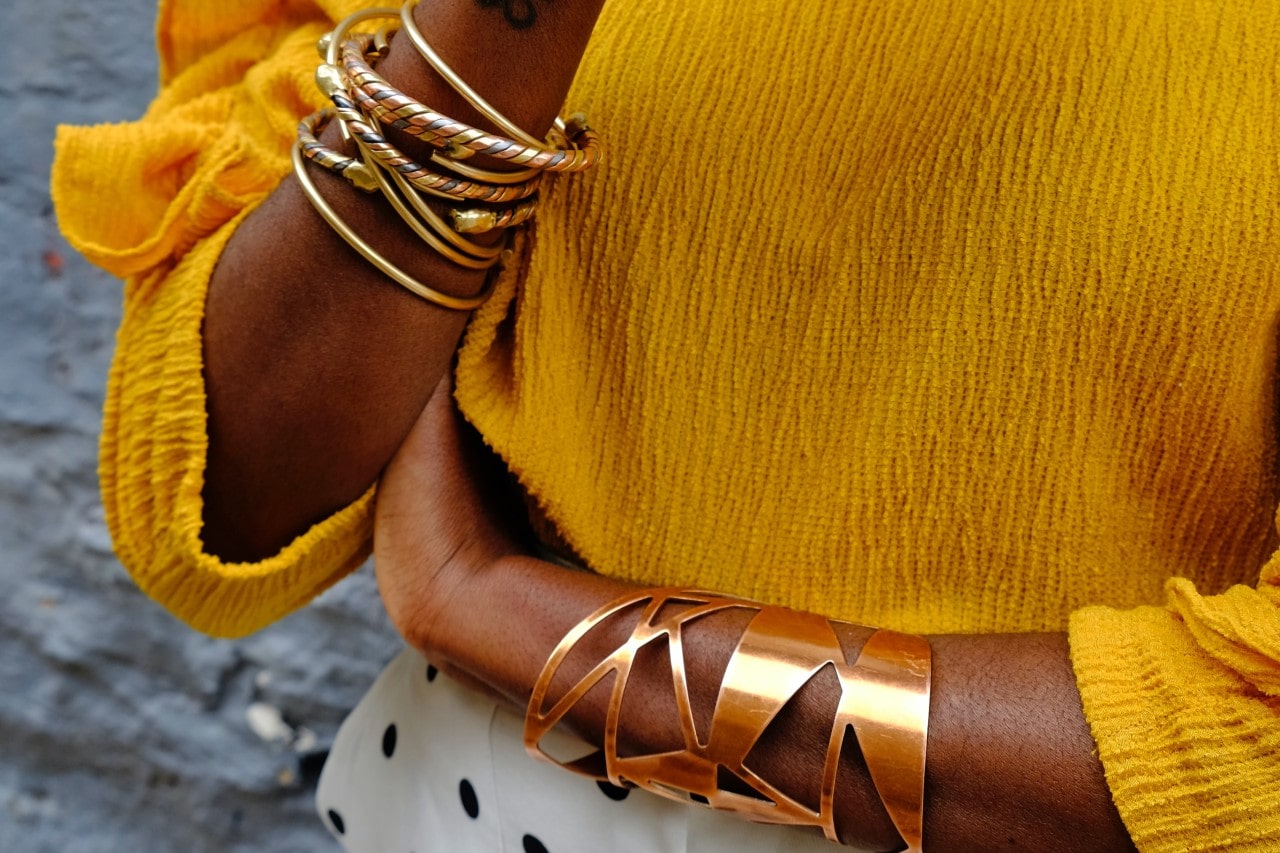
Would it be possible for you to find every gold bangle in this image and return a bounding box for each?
[332,36,600,174]
[328,88,541,203]
[325,7,400,70]
[379,157,527,244]
[300,109,536,239]
[400,0,546,149]
[292,140,499,307]
[524,588,931,849]
[302,104,507,260]
[352,136,505,267]
[449,197,538,234]
[298,108,379,193]
[326,30,545,186]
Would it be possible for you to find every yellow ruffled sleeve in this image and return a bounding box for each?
[51,0,372,638]
[1070,560,1280,849]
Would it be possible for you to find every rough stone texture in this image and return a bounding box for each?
[2,2,402,850]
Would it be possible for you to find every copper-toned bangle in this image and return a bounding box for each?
[339,46,543,184]
[524,588,931,849]
[450,198,538,234]
[337,39,602,172]
[298,108,379,193]
[323,83,541,204]
[320,30,543,186]
[298,108,533,240]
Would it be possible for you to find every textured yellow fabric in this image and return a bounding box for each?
[53,0,1280,848]
[53,0,378,635]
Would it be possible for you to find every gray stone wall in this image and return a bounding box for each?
[3,2,401,850]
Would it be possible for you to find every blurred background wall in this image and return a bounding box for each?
[2,1,401,849]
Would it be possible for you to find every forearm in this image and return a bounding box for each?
[201,0,605,561]
[421,556,1135,851]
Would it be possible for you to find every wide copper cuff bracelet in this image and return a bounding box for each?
[524,589,931,850]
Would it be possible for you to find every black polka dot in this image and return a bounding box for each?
[327,808,345,835]
[596,780,630,801]
[459,778,479,819]
[381,723,397,758]
[426,664,438,682]
[522,834,549,853]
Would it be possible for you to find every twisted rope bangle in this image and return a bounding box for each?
[338,51,543,184]
[327,87,541,203]
[323,32,544,186]
[298,109,534,238]
[337,39,601,172]
[450,198,538,234]
[317,7,397,156]
[298,108,379,193]
[292,140,501,305]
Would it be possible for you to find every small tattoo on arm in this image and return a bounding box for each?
[477,0,544,30]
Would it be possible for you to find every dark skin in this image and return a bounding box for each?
[373,381,1136,851]
[202,1,1137,848]
[202,0,604,561]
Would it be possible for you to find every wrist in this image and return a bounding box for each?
[424,554,627,704]
[517,583,914,850]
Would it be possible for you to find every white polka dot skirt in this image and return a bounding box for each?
[317,649,839,852]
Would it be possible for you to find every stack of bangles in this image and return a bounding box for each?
[524,588,932,851]
[294,1,602,310]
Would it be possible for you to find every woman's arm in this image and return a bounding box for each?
[201,0,605,561]
[373,384,1137,852]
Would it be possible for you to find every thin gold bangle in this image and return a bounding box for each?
[400,0,547,149]
[292,141,498,307]
[325,7,400,69]
[449,197,539,234]
[381,157,522,246]
[301,106,505,259]
[352,136,505,267]
[323,6,401,153]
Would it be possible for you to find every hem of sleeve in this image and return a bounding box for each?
[140,483,377,639]
[100,205,375,639]
[1069,604,1280,852]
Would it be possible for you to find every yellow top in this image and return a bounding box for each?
[53,0,1280,848]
